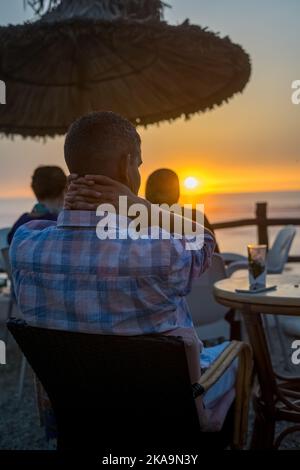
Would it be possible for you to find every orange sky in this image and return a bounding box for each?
[0,0,300,199]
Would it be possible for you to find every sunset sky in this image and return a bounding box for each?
[0,0,299,198]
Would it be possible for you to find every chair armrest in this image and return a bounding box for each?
[226,260,248,277]
[221,253,247,264]
[193,340,253,449]
[193,341,250,394]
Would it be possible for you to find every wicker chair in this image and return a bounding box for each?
[8,318,252,452]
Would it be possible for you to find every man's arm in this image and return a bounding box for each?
[64,174,215,242]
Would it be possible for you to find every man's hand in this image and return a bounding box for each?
[64,174,149,211]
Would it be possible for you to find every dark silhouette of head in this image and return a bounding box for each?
[31,166,67,209]
[64,111,142,194]
[145,169,180,205]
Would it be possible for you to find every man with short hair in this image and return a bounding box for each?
[10,111,237,432]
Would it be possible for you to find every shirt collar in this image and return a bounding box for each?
[32,202,51,215]
[57,210,129,229]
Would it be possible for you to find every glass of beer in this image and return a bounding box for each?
[247,244,267,290]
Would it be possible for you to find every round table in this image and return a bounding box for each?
[214,273,300,449]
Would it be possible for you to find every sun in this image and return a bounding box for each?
[184,176,199,190]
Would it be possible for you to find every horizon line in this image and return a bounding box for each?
[0,188,300,201]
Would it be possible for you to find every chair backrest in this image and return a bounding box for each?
[7,319,201,452]
[187,254,228,326]
[0,228,10,272]
[267,226,296,274]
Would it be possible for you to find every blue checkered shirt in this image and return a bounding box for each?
[10,210,215,336]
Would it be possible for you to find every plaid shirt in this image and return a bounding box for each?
[10,210,215,336]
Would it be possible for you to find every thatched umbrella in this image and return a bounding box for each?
[0,0,251,138]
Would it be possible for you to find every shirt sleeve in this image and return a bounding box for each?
[168,230,215,296]
[9,219,57,271]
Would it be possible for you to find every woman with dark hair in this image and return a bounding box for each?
[145,168,220,253]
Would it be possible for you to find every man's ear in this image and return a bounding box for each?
[119,153,131,186]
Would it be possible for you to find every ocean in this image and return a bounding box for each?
[0,191,299,256]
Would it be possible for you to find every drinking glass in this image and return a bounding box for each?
[247,244,267,290]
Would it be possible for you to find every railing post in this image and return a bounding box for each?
[256,202,269,248]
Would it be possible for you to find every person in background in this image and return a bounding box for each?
[145,168,220,253]
[7,166,67,244]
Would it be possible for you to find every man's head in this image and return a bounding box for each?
[64,111,142,195]
[145,169,180,205]
[31,166,67,212]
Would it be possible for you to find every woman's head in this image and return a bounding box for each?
[145,169,180,205]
